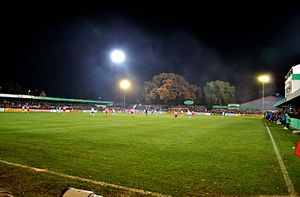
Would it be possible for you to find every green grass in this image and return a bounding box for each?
[0,113,299,196]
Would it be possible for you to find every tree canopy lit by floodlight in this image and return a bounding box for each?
[110,49,126,64]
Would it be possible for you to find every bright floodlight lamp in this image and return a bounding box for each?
[119,79,131,113]
[119,79,130,90]
[257,74,270,114]
[258,75,270,83]
[110,49,126,64]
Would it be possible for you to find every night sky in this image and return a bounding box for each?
[1,3,300,103]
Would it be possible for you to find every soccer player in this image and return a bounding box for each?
[21,105,25,112]
[130,108,134,117]
[90,107,95,115]
[63,105,67,113]
[187,109,192,119]
[174,110,179,119]
[104,108,109,117]
[112,108,116,115]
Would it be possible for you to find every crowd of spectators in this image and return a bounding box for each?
[211,108,262,115]
[265,111,287,125]
[2,98,298,118]
[126,104,208,113]
[0,98,264,115]
[0,98,100,111]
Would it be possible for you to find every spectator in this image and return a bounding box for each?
[284,113,291,130]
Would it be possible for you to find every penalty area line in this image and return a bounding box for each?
[0,159,171,197]
[264,121,297,197]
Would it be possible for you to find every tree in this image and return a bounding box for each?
[143,73,201,104]
[1,81,23,94]
[203,80,236,108]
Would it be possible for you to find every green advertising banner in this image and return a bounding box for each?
[184,100,194,105]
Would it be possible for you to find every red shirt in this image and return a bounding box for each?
[174,111,178,117]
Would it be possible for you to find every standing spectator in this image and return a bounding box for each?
[284,113,291,130]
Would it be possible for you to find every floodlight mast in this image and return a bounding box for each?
[257,75,270,113]
[119,79,131,113]
[110,49,126,106]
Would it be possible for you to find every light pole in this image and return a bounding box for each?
[110,49,126,105]
[258,75,270,113]
[119,79,131,113]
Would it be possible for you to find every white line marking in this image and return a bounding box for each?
[0,159,171,197]
[264,121,297,197]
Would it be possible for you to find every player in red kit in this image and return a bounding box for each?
[192,111,195,116]
[63,105,66,113]
[130,108,134,117]
[174,111,178,119]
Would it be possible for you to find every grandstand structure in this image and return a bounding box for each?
[275,64,300,129]
[212,96,279,115]
[0,93,113,112]
[275,64,300,109]
[239,96,279,111]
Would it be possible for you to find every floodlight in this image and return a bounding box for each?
[110,49,126,64]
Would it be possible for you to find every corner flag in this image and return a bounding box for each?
[295,140,300,157]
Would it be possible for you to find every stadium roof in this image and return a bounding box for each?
[212,105,261,109]
[0,93,113,105]
[240,96,279,110]
[275,88,300,107]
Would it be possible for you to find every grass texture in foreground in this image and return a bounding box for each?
[0,113,299,196]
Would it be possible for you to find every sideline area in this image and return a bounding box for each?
[264,121,297,197]
[0,159,171,197]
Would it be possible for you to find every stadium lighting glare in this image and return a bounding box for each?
[110,49,126,64]
[257,74,270,113]
[258,75,270,83]
[120,79,130,90]
[119,79,131,113]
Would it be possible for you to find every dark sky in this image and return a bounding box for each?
[1,3,300,103]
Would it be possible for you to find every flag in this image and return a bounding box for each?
[295,140,300,157]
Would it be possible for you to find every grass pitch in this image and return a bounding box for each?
[0,112,299,196]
